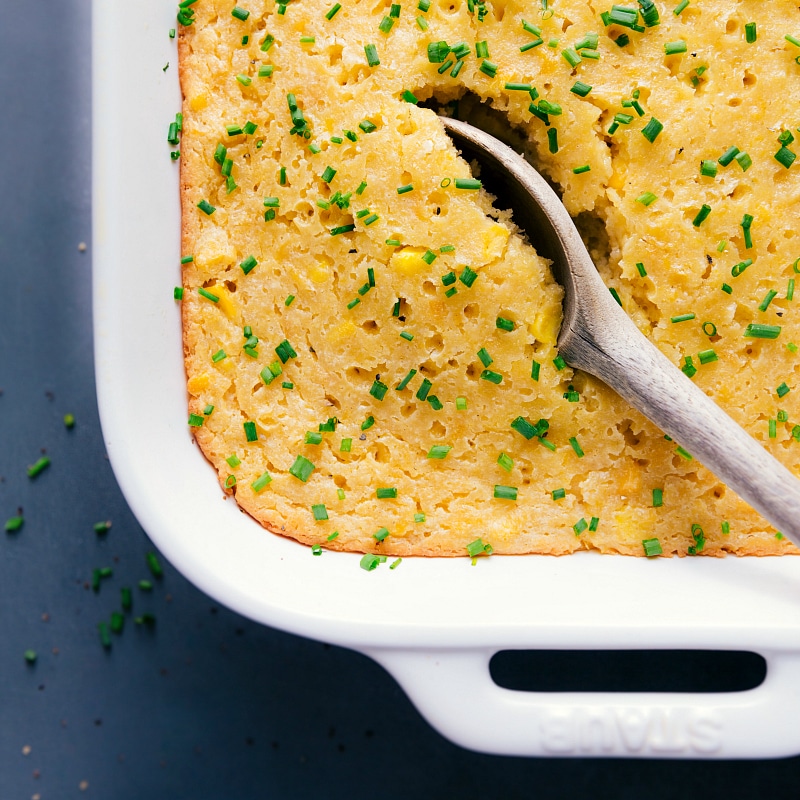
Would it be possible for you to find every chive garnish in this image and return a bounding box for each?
[415,378,433,401]
[427,444,451,459]
[569,436,584,457]
[360,42,380,66]
[360,553,380,571]
[744,324,781,340]
[497,452,514,472]
[146,551,163,579]
[251,472,272,492]
[494,485,518,501]
[692,204,711,227]
[312,504,328,521]
[369,380,389,401]
[376,488,397,499]
[496,317,515,331]
[454,178,482,190]
[5,516,23,532]
[573,518,588,536]
[652,488,664,507]
[552,487,566,500]
[636,192,658,207]
[570,80,593,97]
[481,370,503,384]
[174,287,184,300]
[243,421,258,442]
[700,160,717,177]
[289,455,316,482]
[642,538,662,557]
[373,527,390,541]
[197,199,216,215]
[671,313,696,324]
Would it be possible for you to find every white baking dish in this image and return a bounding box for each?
[92,1,800,758]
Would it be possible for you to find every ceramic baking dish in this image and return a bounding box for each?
[92,0,800,758]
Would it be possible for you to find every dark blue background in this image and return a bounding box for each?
[2,2,800,797]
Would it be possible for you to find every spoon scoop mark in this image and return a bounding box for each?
[442,116,800,548]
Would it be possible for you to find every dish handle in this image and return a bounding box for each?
[365,647,800,758]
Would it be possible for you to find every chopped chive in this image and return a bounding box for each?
[454,178,482,190]
[26,456,51,478]
[497,452,514,472]
[552,487,566,501]
[4,516,23,532]
[569,436,584,457]
[427,444,451,459]
[361,416,375,432]
[735,152,752,171]
[376,487,397,499]
[652,487,664,507]
[373,527,390,542]
[682,355,697,378]
[251,472,272,493]
[466,538,493,557]
[676,445,693,460]
[325,2,341,18]
[231,6,251,21]
[696,160,717,179]
[745,22,757,43]
[360,553,380,571]
[664,40,687,56]
[339,437,353,453]
[520,38,544,52]
[718,146,740,167]
[496,317,515,331]
[697,349,717,365]
[775,146,797,169]
[459,266,478,287]
[642,538,662,557]
[510,416,537,440]
[636,192,658,207]
[289,455,316,482]
[197,199,216,215]
[494,485,518,501]
[364,43,380,66]
[692,204,711,227]
[477,347,493,367]
[305,431,323,445]
[173,287,184,301]
[671,313,696,324]
[146,551,163,579]
[399,331,414,342]
[547,127,559,154]
[573,518,588,536]
[396,368,418,391]
[396,183,414,194]
[369,380,389,401]
[759,290,778,312]
[416,378,432,400]
[572,165,591,174]
[481,370,503,384]
[389,558,402,569]
[785,34,800,48]
[673,0,689,13]
[744,323,781,339]
[330,224,356,236]
[242,421,258,442]
[570,80,592,97]
[311,503,328,521]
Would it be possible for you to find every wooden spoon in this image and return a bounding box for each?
[442,116,800,548]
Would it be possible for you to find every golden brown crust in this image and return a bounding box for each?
[175,0,800,558]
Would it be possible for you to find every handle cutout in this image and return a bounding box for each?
[490,650,766,694]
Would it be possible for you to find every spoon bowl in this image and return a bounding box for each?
[442,115,800,548]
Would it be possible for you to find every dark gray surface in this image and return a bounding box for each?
[2,2,800,797]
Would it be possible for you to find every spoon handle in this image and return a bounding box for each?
[562,306,800,548]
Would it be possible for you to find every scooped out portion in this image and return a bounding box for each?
[178,0,800,557]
